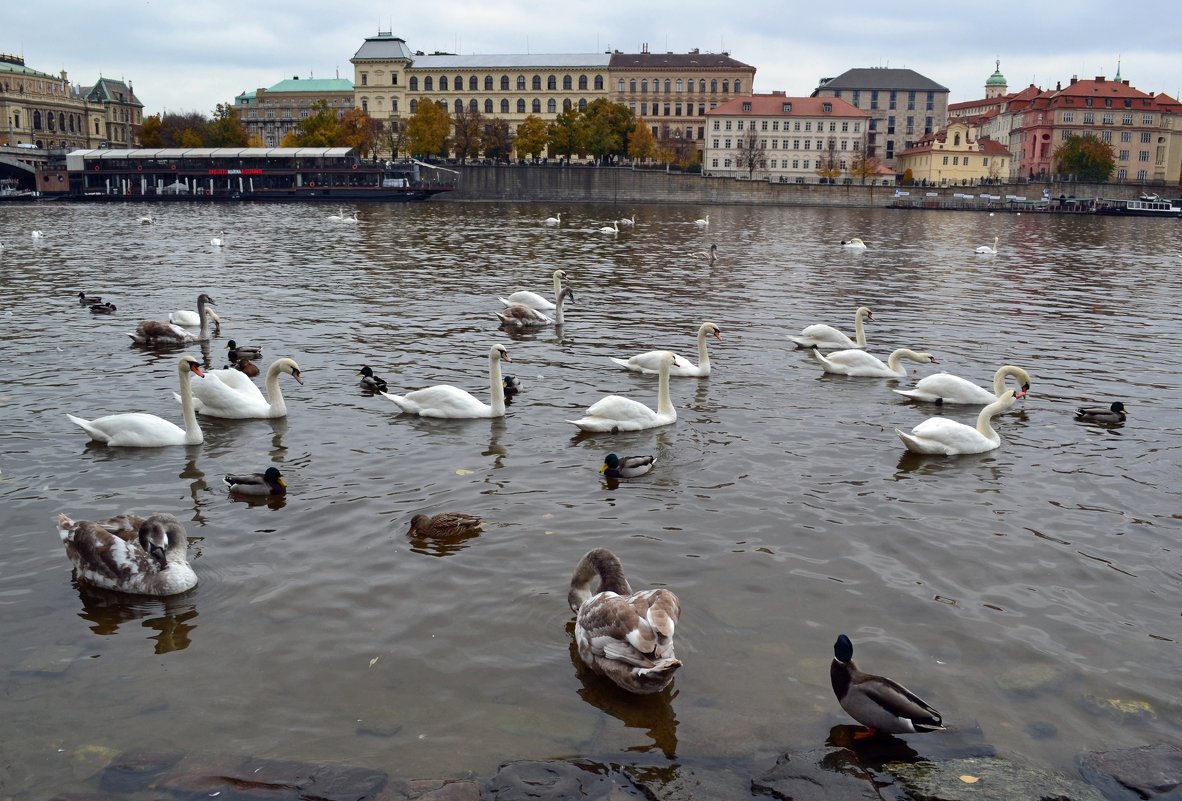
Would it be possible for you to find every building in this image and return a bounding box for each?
[608,47,756,163]
[812,68,949,168]
[704,93,879,184]
[235,76,355,147]
[84,77,144,148]
[894,120,1012,186]
[0,53,112,150]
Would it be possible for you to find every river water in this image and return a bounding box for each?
[0,199,1179,796]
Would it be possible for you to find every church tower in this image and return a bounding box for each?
[985,60,1007,98]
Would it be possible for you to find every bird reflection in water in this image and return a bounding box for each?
[227,491,287,511]
[565,621,680,758]
[73,582,198,655]
[825,724,920,768]
[179,459,212,525]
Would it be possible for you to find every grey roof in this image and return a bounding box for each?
[353,34,414,62]
[813,68,949,94]
[409,53,610,70]
[85,77,143,107]
[69,147,354,160]
[609,52,754,70]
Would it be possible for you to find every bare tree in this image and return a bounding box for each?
[482,118,514,161]
[815,137,843,183]
[379,118,407,160]
[734,122,766,179]
[451,105,484,163]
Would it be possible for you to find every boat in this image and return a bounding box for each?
[51,147,456,202]
[0,178,39,202]
[1093,196,1182,218]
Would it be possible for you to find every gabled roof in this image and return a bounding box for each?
[85,77,142,107]
[707,94,867,117]
[813,68,948,94]
[609,52,754,70]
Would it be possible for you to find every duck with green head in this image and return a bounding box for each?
[831,634,945,736]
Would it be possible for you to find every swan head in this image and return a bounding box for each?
[197,293,216,306]
[554,268,571,282]
[856,306,875,322]
[275,358,303,385]
[490,344,511,363]
[136,513,186,569]
[558,286,576,305]
[178,354,205,378]
[701,321,722,340]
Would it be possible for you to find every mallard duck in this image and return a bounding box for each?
[357,365,388,393]
[831,634,945,736]
[223,467,286,497]
[502,375,523,396]
[406,512,483,538]
[229,358,260,378]
[78,291,102,305]
[89,302,117,314]
[56,512,197,596]
[1075,401,1127,424]
[226,340,263,361]
[567,548,681,694]
[601,453,655,478]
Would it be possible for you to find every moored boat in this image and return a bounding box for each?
[1093,197,1182,218]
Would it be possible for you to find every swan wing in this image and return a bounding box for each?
[169,310,200,326]
[501,291,555,310]
[381,385,491,418]
[897,418,993,455]
[814,349,889,375]
[187,373,271,418]
[790,324,856,349]
[609,350,697,375]
[571,395,673,431]
[893,373,994,404]
[68,412,188,447]
[204,368,264,400]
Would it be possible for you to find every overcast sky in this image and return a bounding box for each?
[6,1,1181,117]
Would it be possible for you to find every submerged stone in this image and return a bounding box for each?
[378,777,481,800]
[1082,694,1157,723]
[994,663,1064,694]
[751,746,903,800]
[886,756,1106,801]
[1077,745,1182,801]
[485,759,649,800]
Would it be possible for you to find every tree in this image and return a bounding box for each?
[379,118,407,160]
[514,115,548,160]
[207,103,249,147]
[815,138,843,183]
[1053,134,1115,182]
[547,107,584,160]
[451,105,484,162]
[406,99,451,157]
[289,100,341,147]
[627,119,657,164]
[139,114,165,147]
[482,119,514,161]
[734,123,765,179]
[849,152,882,184]
[580,98,634,163]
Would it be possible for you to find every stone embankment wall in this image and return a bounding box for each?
[445,165,1158,208]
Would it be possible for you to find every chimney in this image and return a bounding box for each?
[771,90,786,96]
[1056,81,1061,90]
[1095,76,1105,82]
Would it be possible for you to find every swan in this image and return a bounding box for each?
[496,286,574,328]
[894,365,1031,405]
[975,236,998,254]
[812,346,937,377]
[543,212,562,226]
[568,548,681,694]
[609,321,721,377]
[328,207,346,221]
[841,237,868,249]
[186,357,302,419]
[129,299,216,344]
[570,351,677,433]
[342,211,359,223]
[139,212,155,225]
[56,512,197,596]
[896,389,1019,455]
[224,467,286,497]
[694,214,709,227]
[381,343,511,419]
[790,306,874,350]
[691,243,718,264]
[210,230,225,248]
[598,220,620,235]
[32,230,45,240]
[67,355,205,446]
[831,634,944,735]
[168,293,217,327]
[617,214,636,226]
[498,268,570,311]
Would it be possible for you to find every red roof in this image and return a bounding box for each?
[707,94,868,117]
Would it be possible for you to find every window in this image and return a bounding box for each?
[1140,131,1151,143]
[712,120,719,130]
[887,116,895,134]
[675,103,682,116]
[951,156,957,165]
[710,79,718,93]
[1116,168,1127,180]
[424,76,433,90]
[532,99,541,113]
[517,99,526,113]
[870,90,878,110]
[641,79,649,93]
[1139,150,1150,161]
[742,102,752,112]
[1101,130,1112,142]
[440,76,448,90]
[392,74,398,85]
[517,76,526,90]
[793,139,800,149]
[841,140,848,150]
[485,75,493,90]
[711,158,719,167]
[724,139,731,148]
[1137,169,1147,181]
[532,76,541,90]
[841,121,849,132]
[925,116,933,133]
[889,90,896,110]
[713,138,719,148]
[501,75,510,90]
[1143,114,1154,125]
[1062,130,1072,141]
[629,79,636,93]
[361,73,368,86]
[804,140,810,150]
[594,76,603,90]
[926,91,934,111]
[782,102,792,113]
[1121,131,1131,142]
[547,99,556,113]
[485,99,493,113]
[547,75,556,90]
[580,75,589,90]
[643,103,649,116]
[822,103,832,113]
[722,80,729,93]
[501,99,509,113]
[725,120,732,130]
[1102,113,1113,125]
[699,80,706,93]
[792,159,799,168]
[734,80,742,93]
[1062,111,1073,122]
[830,122,836,132]
[664,79,672,93]
[454,100,462,113]
[760,120,767,130]
[1083,111,1094,124]
[675,79,683,92]
[804,121,812,131]
[1121,113,1133,125]
[409,99,417,113]
[617,78,624,92]
[469,98,478,111]
[564,98,572,111]
[410,76,419,90]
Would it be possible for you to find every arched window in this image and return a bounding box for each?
[710,79,717,93]
[470,76,478,91]
[33,110,42,130]
[953,133,961,146]
[675,79,683,92]
[581,75,589,91]
[455,75,463,89]
[409,99,418,112]
[547,99,556,113]
[485,99,493,113]
[547,75,556,90]
[48,112,55,130]
[424,76,433,90]
[593,75,603,90]
[734,79,742,93]
[455,99,463,113]
[629,79,637,93]
[469,98,478,111]
[563,75,572,90]
[578,98,587,112]
[563,99,572,111]
[641,79,648,93]
[501,75,510,90]
[617,79,625,92]
[532,75,541,90]
[440,76,448,90]
[517,99,526,113]
[69,115,75,132]
[699,80,706,93]
[532,99,541,113]
[437,100,447,109]
[664,79,671,93]
[410,76,419,91]
[722,80,730,93]
[484,75,493,90]
[501,99,509,113]
[517,75,526,90]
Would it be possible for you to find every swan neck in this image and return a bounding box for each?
[178,366,201,442]
[854,312,866,347]
[552,272,564,300]
[489,351,505,416]
[656,359,673,415]
[696,327,710,368]
[975,394,1010,442]
[265,361,285,411]
[197,297,209,340]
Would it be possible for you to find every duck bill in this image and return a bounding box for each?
[599,464,608,473]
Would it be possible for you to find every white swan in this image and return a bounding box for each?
[976,236,998,254]
[790,306,874,350]
[894,365,1031,405]
[499,268,569,311]
[168,293,217,328]
[210,230,225,248]
[138,212,155,225]
[812,347,937,378]
[342,211,359,223]
[32,230,45,240]
[328,207,346,221]
[544,212,562,226]
[609,321,721,378]
[841,238,867,249]
[56,512,197,596]
[185,357,302,419]
[617,214,636,226]
[598,220,620,235]
[694,214,709,227]
[570,351,677,433]
[382,344,511,419]
[496,286,574,328]
[67,355,205,446]
[897,390,1020,455]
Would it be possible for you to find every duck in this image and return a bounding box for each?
[357,365,388,393]
[570,351,677,433]
[68,355,205,447]
[229,358,260,378]
[406,512,484,538]
[841,237,868,249]
[975,236,999,254]
[56,512,197,596]
[543,212,562,226]
[790,306,874,350]
[813,346,938,378]
[130,298,217,345]
[1074,401,1127,425]
[617,214,636,226]
[382,343,511,419]
[694,214,710,227]
[226,340,263,361]
[496,286,574,328]
[894,365,1031,405]
[168,293,217,328]
[186,357,302,419]
[210,230,225,248]
[223,467,286,497]
[598,220,620,235]
[89,302,117,314]
[896,389,1020,455]
[610,321,722,378]
[499,268,570,311]
[502,375,523,396]
[567,548,681,694]
[601,453,655,478]
[831,634,944,736]
[78,292,102,305]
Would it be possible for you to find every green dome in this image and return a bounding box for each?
[986,60,1006,86]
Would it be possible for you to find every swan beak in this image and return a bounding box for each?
[501,353,513,363]
[713,330,723,341]
[866,313,876,322]
[291,368,304,386]
[190,364,205,378]
[928,357,939,364]
[1016,383,1029,399]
